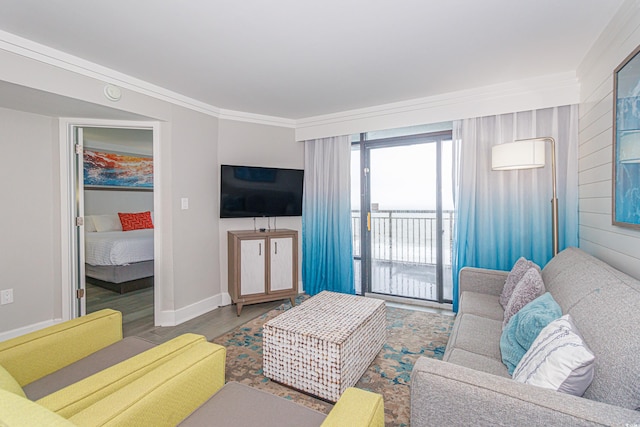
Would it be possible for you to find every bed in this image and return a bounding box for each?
[85,214,154,294]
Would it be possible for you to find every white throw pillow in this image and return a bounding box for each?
[92,214,123,232]
[84,215,97,232]
[513,314,595,396]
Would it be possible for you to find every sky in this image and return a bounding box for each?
[351,142,454,211]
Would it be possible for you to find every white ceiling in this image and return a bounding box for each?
[0,0,625,120]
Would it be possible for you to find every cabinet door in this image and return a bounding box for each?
[240,239,266,296]
[269,237,294,292]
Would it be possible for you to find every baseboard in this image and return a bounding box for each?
[155,292,232,327]
[0,318,62,342]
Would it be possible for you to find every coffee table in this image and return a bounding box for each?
[262,291,386,402]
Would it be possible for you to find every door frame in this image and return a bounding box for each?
[58,118,161,322]
[355,130,452,303]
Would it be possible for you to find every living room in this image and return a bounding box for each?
[1,1,640,425]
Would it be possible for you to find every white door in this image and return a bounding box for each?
[269,237,293,292]
[240,239,266,296]
[74,127,87,316]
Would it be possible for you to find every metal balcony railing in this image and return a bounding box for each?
[351,210,455,267]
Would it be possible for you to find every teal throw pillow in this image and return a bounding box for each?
[500,292,562,375]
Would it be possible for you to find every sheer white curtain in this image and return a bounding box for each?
[302,135,354,295]
[452,105,579,311]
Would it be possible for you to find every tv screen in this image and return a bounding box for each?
[220,164,304,218]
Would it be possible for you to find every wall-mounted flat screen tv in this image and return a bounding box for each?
[220,164,304,218]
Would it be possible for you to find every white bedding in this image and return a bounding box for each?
[85,229,154,266]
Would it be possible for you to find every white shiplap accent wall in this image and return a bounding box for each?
[577,0,640,280]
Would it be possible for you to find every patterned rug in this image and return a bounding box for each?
[212,296,455,426]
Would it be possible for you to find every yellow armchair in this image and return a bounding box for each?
[0,309,226,426]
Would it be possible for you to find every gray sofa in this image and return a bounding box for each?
[411,247,640,426]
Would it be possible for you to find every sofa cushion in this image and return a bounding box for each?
[445,314,503,361]
[513,315,595,396]
[503,268,545,328]
[445,348,510,378]
[178,382,326,427]
[23,336,156,400]
[0,364,25,398]
[458,291,503,320]
[500,292,562,374]
[566,280,640,410]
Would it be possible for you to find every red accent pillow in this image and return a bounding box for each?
[118,211,154,231]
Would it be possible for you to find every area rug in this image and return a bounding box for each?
[212,296,455,426]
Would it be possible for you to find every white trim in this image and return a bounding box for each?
[58,118,161,323]
[0,30,221,117]
[156,292,232,327]
[0,319,62,342]
[295,72,580,141]
[218,109,296,128]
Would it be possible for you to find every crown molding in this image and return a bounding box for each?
[295,72,580,141]
[0,30,221,118]
[218,108,296,128]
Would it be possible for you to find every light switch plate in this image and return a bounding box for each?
[1,289,13,305]
[181,198,189,210]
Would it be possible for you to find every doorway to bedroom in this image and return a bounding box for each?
[76,126,155,330]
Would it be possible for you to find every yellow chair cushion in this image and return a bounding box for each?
[0,364,26,398]
[37,333,206,418]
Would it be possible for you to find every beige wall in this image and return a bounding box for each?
[577,0,640,279]
[0,107,61,332]
[169,105,220,310]
[217,120,303,294]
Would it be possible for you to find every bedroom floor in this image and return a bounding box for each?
[86,283,282,344]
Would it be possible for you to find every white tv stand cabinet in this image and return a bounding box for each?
[227,229,298,316]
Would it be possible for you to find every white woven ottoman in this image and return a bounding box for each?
[263,291,386,402]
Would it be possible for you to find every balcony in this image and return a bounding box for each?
[352,210,454,302]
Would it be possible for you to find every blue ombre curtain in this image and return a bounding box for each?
[302,135,354,296]
[451,106,579,312]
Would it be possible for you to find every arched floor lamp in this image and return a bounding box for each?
[491,137,558,256]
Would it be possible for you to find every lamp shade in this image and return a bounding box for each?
[619,131,640,163]
[492,139,546,170]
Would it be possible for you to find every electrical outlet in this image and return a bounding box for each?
[1,289,13,305]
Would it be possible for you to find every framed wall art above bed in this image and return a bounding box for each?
[84,149,153,191]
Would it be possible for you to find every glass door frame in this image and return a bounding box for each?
[353,130,453,304]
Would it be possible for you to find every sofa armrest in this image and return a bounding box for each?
[68,341,226,427]
[411,357,640,426]
[37,333,208,418]
[459,267,508,296]
[0,309,123,387]
[321,387,384,427]
[0,389,76,427]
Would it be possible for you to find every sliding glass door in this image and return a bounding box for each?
[352,131,453,303]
